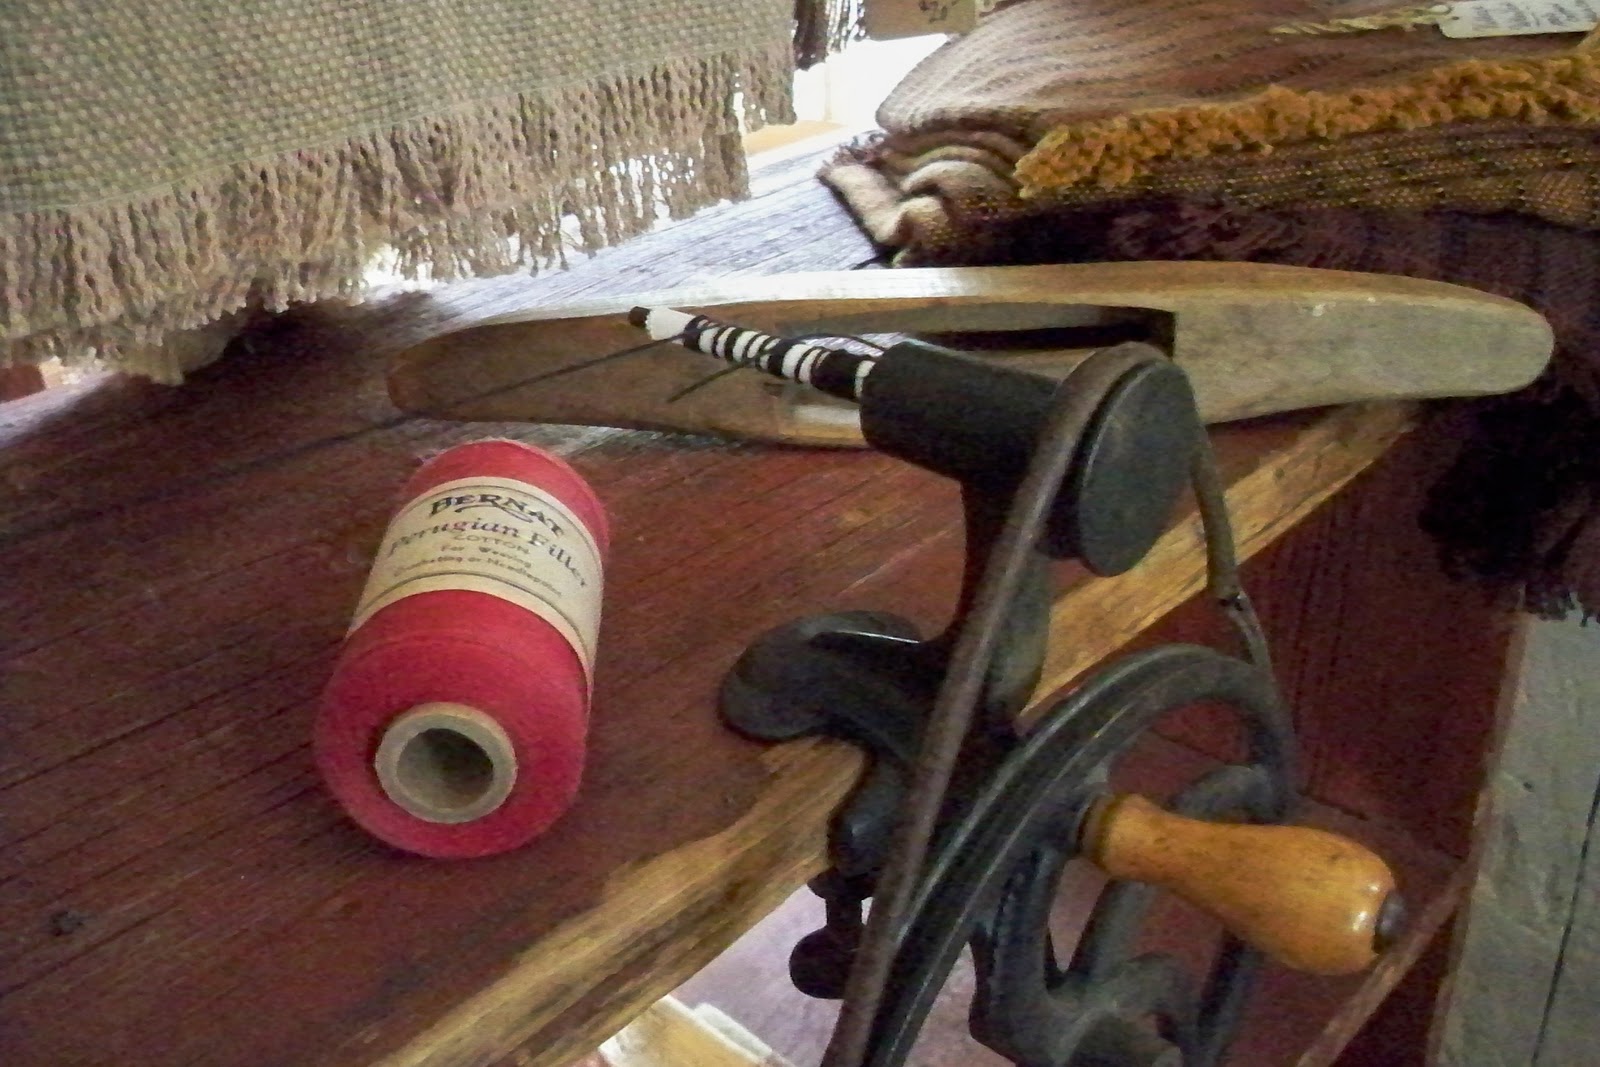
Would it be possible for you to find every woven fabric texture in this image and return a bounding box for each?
[821,0,1600,265]
[0,0,830,379]
[818,0,1600,618]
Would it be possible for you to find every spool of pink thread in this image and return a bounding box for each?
[315,440,608,858]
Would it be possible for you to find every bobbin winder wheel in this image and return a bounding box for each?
[720,342,1402,1067]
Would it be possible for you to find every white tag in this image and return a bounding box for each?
[351,476,605,678]
[864,0,980,39]
[1439,0,1598,36]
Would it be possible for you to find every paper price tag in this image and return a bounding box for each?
[864,0,981,39]
[1439,0,1599,36]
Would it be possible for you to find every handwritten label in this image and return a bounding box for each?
[351,476,604,678]
[1439,0,1598,36]
[864,0,981,39]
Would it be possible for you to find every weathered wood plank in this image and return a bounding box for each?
[0,350,1425,1067]
[1534,792,1600,1065]
[1437,618,1600,1066]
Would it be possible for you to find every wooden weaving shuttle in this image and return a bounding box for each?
[387,262,1552,446]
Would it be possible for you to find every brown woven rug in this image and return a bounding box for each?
[823,0,1600,265]
[820,0,1600,618]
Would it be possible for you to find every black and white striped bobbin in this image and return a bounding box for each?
[629,306,877,401]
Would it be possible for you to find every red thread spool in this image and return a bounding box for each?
[315,440,608,858]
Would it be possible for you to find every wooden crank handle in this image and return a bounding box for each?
[1082,794,1403,976]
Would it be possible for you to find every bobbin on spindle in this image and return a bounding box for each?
[632,307,1199,576]
[678,307,1406,1067]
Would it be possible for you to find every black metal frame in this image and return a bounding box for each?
[721,344,1296,1067]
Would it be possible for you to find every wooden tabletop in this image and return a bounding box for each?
[0,149,1419,1067]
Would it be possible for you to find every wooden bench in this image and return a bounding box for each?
[0,148,1515,1066]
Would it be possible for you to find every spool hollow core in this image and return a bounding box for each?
[374,703,519,824]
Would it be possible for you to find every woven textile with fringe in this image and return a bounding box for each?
[820,0,1600,619]
[0,0,854,381]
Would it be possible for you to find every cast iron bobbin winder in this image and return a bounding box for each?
[629,309,1406,1067]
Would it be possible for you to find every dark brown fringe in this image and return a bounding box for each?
[794,0,863,69]
[1101,203,1600,621]
[827,191,1600,619]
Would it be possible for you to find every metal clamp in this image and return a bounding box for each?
[722,344,1296,1067]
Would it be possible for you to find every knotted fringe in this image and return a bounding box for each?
[1017,53,1600,194]
[0,44,794,382]
[795,0,865,69]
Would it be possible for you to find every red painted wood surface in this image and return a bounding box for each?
[0,146,1501,1067]
[0,364,46,403]
[1145,413,1517,859]
[0,152,955,1067]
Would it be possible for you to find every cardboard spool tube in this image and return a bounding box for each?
[373,703,519,824]
[314,439,608,859]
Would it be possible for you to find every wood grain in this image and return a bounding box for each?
[0,143,1485,1067]
[385,263,1547,444]
[0,370,1425,1067]
[1437,617,1600,1065]
[1086,794,1396,976]
[0,390,1420,1067]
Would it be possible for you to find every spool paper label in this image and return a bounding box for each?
[352,476,604,676]
[865,0,981,37]
[1439,0,1598,35]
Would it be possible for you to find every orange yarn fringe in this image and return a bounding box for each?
[1016,52,1600,194]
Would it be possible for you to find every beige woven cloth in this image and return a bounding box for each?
[1,1,847,380]
[823,0,1600,264]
